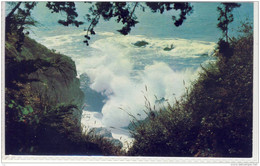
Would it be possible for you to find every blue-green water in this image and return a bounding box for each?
[12,2,253,147]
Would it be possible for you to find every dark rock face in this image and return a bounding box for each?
[133,40,149,47]
[80,73,106,112]
[27,54,84,108]
[5,36,84,126]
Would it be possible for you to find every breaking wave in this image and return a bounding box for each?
[30,31,217,148]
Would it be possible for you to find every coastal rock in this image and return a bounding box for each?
[91,127,113,138]
[80,73,106,112]
[91,127,123,148]
[5,36,84,126]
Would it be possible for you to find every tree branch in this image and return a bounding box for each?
[6,2,22,20]
[86,14,100,36]
[129,2,138,19]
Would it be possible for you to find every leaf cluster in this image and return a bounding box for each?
[146,2,193,26]
[83,2,140,45]
[46,2,84,27]
[82,2,192,45]
[6,2,37,51]
[6,2,193,48]
[216,3,241,60]
[217,3,241,42]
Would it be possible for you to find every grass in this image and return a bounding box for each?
[127,24,253,157]
[5,102,124,155]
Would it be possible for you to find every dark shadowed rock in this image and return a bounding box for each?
[91,127,113,138]
[90,127,123,148]
[107,137,123,148]
[133,40,149,47]
[80,73,106,112]
[5,36,84,126]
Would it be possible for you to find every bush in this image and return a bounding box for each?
[128,100,197,156]
[5,101,124,155]
[128,24,253,157]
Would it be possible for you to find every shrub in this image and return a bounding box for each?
[128,24,253,157]
[128,100,197,156]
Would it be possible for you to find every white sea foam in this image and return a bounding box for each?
[78,34,205,128]
[31,31,216,148]
[91,33,217,58]
[81,110,134,151]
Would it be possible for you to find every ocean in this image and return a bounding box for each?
[25,2,253,150]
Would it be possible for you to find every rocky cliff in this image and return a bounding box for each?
[5,35,84,109]
[5,35,86,154]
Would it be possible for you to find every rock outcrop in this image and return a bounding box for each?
[5,35,84,125]
[90,127,123,148]
[5,35,124,155]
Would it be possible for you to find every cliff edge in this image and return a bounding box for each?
[5,35,87,154]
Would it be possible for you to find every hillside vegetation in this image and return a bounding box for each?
[127,25,253,157]
[5,34,123,155]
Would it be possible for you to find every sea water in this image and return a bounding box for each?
[27,2,253,150]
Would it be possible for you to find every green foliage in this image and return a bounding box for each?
[6,2,37,51]
[5,56,53,89]
[6,102,124,155]
[84,129,125,156]
[217,39,234,60]
[83,2,192,45]
[128,24,253,157]
[6,98,35,123]
[5,94,122,155]
[46,2,84,27]
[217,3,241,43]
[216,3,240,60]
[146,2,193,26]
[188,31,253,156]
[128,101,196,156]
[6,2,193,47]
